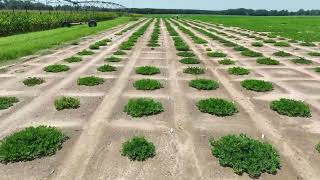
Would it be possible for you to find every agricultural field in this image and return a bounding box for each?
[186,15,320,42]
[0,11,120,36]
[0,15,320,180]
[0,16,134,65]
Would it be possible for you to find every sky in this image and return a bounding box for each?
[113,0,320,11]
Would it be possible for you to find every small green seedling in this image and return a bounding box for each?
[54,96,80,111]
[274,42,290,47]
[308,52,320,56]
[228,67,250,75]
[270,98,311,117]
[219,58,235,65]
[256,57,280,65]
[189,79,219,90]
[135,66,160,75]
[207,51,227,58]
[251,42,263,47]
[209,134,280,178]
[105,56,121,62]
[64,56,82,63]
[177,52,195,57]
[241,79,273,92]
[44,64,70,73]
[97,64,116,72]
[0,96,19,110]
[23,77,45,87]
[77,76,104,86]
[197,98,238,116]
[77,50,94,56]
[179,58,200,64]
[121,136,155,161]
[0,126,66,163]
[114,50,126,56]
[273,51,291,57]
[291,57,312,64]
[183,67,205,74]
[133,79,163,90]
[123,98,164,117]
[241,51,263,57]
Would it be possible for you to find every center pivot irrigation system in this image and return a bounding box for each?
[47,0,127,27]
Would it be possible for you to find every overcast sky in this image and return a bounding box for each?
[113,0,320,11]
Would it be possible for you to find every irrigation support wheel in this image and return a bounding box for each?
[61,20,71,27]
[88,20,97,27]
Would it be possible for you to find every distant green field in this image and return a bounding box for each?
[185,15,320,42]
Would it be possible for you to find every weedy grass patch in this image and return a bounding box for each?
[228,67,250,75]
[189,79,219,90]
[291,57,312,64]
[207,51,227,58]
[209,134,280,178]
[121,136,155,161]
[0,96,19,110]
[241,79,273,92]
[183,67,205,75]
[124,98,164,117]
[133,79,162,90]
[44,64,70,73]
[77,50,94,56]
[251,42,263,47]
[135,66,160,75]
[270,98,311,117]
[97,64,116,72]
[64,56,82,63]
[197,98,238,116]
[179,58,200,64]
[77,76,104,86]
[315,67,320,73]
[241,51,263,57]
[273,51,291,57]
[177,52,195,57]
[219,58,235,65]
[54,96,80,111]
[105,56,121,62]
[274,42,290,47]
[23,77,45,87]
[256,57,280,65]
[0,126,66,163]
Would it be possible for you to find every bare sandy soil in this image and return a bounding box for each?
[0,18,319,180]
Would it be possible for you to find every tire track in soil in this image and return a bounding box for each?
[0,20,148,139]
[170,19,320,180]
[162,19,203,179]
[52,20,154,180]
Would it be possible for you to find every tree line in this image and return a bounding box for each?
[129,8,320,16]
[1,0,320,16]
